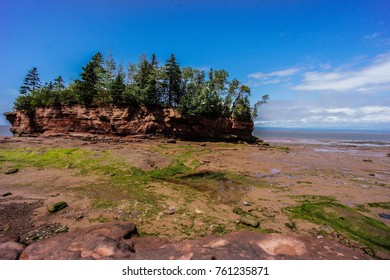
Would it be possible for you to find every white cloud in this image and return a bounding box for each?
[292,53,390,92]
[249,68,300,79]
[255,94,390,129]
[248,67,299,86]
[250,52,390,129]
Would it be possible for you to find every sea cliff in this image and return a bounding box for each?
[4,106,256,142]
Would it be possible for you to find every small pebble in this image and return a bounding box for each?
[243,201,251,206]
[163,208,175,215]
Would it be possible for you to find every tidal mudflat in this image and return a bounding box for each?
[1,135,389,259]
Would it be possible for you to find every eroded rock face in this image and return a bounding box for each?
[4,106,255,142]
[18,222,369,260]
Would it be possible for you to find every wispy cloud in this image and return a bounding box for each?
[249,68,300,79]
[362,32,390,47]
[363,32,380,41]
[248,67,299,85]
[292,53,390,92]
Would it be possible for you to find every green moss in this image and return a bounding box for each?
[289,195,337,203]
[368,202,390,210]
[150,161,191,179]
[354,204,370,213]
[277,147,290,153]
[88,215,111,223]
[91,198,118,209]
[212,224,228,235]
[285,200,390,253]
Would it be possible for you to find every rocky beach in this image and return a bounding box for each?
[0,133,389,259]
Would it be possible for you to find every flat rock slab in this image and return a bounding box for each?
[18,222,369,260]
[133,231,369,260]
[20,222,137,260]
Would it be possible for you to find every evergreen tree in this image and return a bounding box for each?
[146,54,162,105]
[111,74,126,107]
[19,67,41,94]
[53,76,65,92]
[134,55,152,104]
[164,54,182,107]
[76,52,105,106]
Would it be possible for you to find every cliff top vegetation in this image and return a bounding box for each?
[15,52,268,121]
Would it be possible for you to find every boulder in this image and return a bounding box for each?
[0,237,26,260]
[239,216,260,228]
[47,201,68,213]
[5,168,19,175]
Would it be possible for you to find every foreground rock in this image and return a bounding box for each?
[4,106,256,142]
[19,222,369,260]
[47,201,68,213]
[20,222,137,260]
[0,237,26,260]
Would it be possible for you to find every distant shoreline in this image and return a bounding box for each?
[0,125,12,137]
[253,127,390,147]
[2,124,390,146]
[255,126,390,134]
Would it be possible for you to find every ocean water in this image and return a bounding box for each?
[1,124,390,147]
[253,127,390,147]
[0,125,12,137]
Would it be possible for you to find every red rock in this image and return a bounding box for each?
[18,222,369,260]
[20,222,137,260]
[0,237,26,260]
[132,231,369,260]
[4,106,255,142]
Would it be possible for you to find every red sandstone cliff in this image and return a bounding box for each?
[4,106,256,142]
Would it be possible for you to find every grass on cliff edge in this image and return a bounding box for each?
[284,196,390,254]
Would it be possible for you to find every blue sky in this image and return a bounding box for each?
[1,0,389,129]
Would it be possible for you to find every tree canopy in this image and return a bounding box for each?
[15,52,268,121]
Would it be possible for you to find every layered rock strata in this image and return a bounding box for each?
[4,106,255,142]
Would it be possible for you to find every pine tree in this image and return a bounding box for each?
[53,76,65,92]
[19,67,41,94]
[134,55,151,104]
[164,54,182,107]
[76,52,105,106]
[145,53,161,105]
[111,74,126,107]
